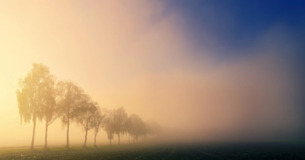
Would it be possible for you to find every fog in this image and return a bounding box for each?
[0,0,302,147]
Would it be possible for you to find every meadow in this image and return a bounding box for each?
[1,143,305,160]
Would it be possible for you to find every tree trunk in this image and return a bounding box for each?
[31,117,37,150]
[94,133,97,147]
[84,128,88,147]
[94,127,99,147]
[66,112,70,148]
[118,133,120,145]
[45,121,48,149]
[109,139,112,146]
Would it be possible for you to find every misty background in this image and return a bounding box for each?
[0,0,305,147]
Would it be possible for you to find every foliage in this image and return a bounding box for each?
[126,114,147,141]
[17,63,55,124]
[91,106,104,135]
[56,81,84,126]
[103,109,115,143]
[71,94,97,130]
[16,63,55,149]
[16,63,161,147]
[112,107,128,134]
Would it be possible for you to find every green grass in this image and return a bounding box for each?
[1,143,305,160]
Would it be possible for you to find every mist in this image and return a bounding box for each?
[0,0,303,148]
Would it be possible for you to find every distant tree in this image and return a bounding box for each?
[112,107,128,145]
[91,107,104,147]
[72,94,99,147]
[16,63,54,149]
[126,117,132,143]
[103,109,115,146]
[56,81,84,148]
[126,114,147,142]
[106,129,114,146]
[145,121,162,137]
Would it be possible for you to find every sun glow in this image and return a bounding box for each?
[0,0,301,147]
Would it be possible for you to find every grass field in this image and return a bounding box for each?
[1,143,305,160]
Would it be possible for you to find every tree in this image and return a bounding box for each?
[126,114,147,143]
[91,107,104,147]
[103,109,115,146]
[106,129,114,146]
[56,81,84,148]
[16,63,54,149]
[41,76,57,149]
[71,94,99,147]
[143,121,161,142]
[112,107,128,145]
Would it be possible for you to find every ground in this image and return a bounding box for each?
[1,143,305,160]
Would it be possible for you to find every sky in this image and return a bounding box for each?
[0,0,305,147]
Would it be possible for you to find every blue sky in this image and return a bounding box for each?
[165,0,305,58]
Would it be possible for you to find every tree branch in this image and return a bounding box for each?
[47,116,58,126]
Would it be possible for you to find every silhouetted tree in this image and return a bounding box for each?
[72,94,99,147]
[113,107,128,145]
[56,81,84,148]
[16,63,54,149]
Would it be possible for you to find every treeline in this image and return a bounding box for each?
[16,63,161,149]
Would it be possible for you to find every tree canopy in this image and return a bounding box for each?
[16,63,55,149]
[17,63,161,148]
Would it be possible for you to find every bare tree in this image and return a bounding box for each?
[56,81,84,148]
[113,107,128,145]
[16,63,54,150]
[72,94,99,147]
